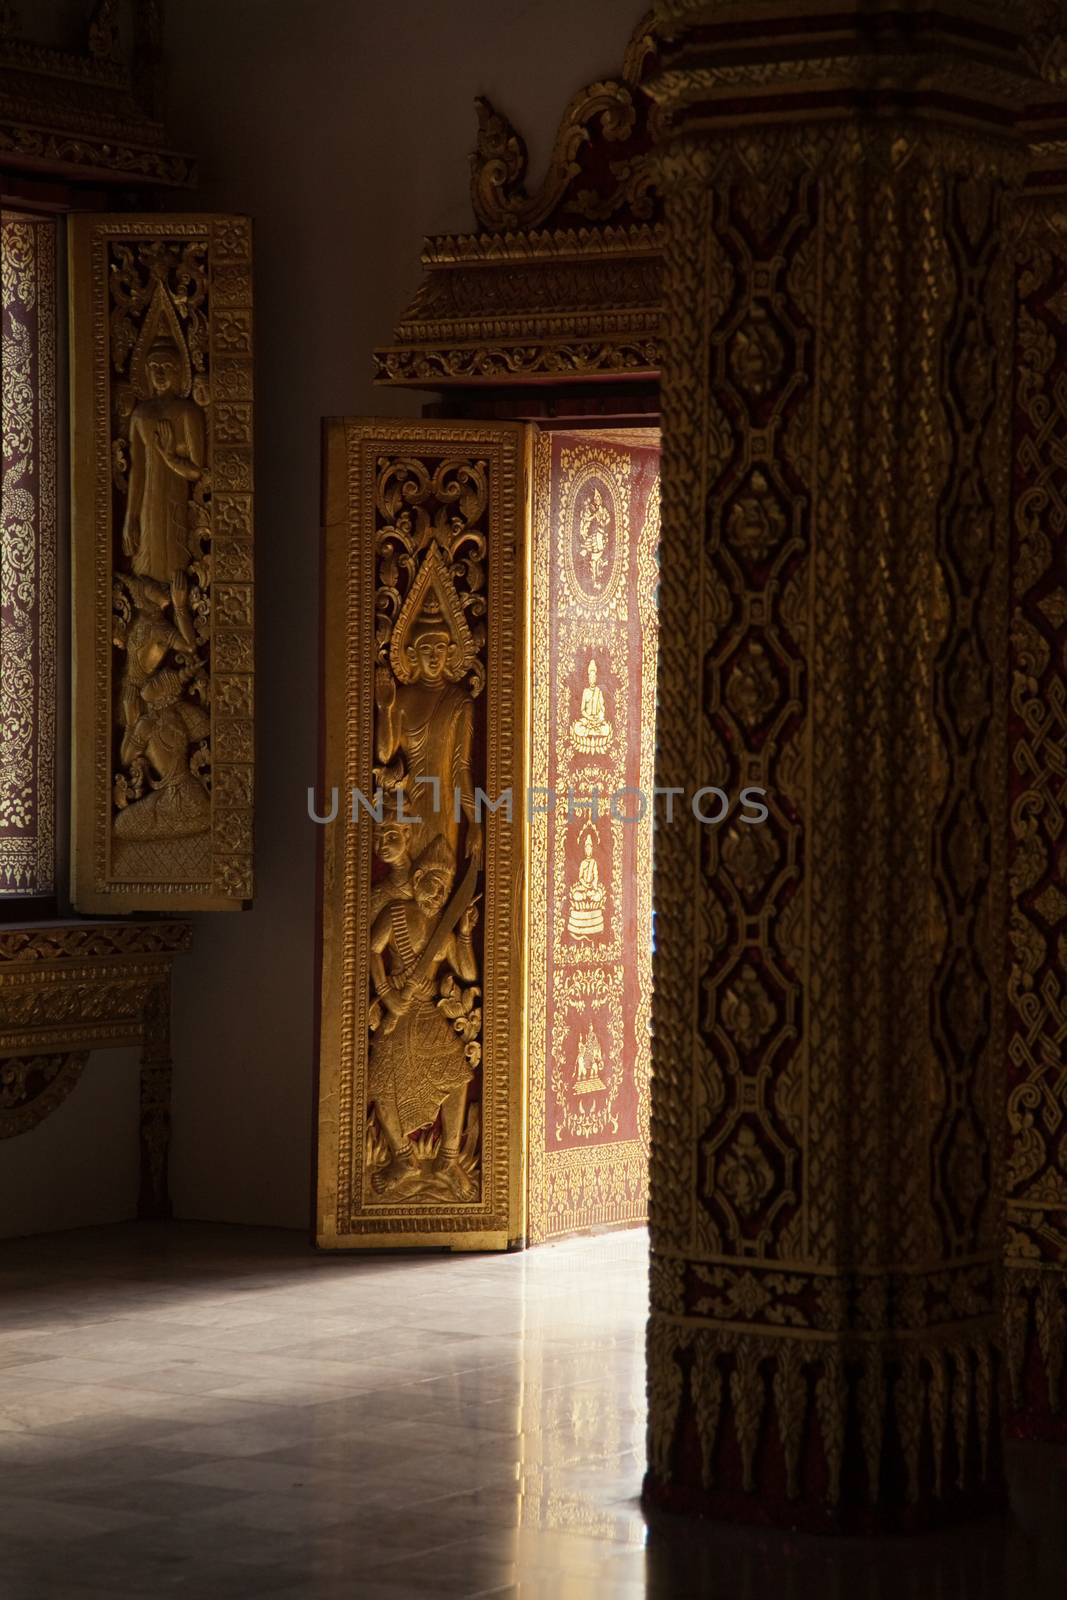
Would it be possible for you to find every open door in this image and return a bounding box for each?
[315,419,659,1250]
[316,419,530,1250]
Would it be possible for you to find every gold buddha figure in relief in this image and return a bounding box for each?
[570,657,611,754]
[374,604,482,869]
[567,829,608,940]
[122,318,203,653]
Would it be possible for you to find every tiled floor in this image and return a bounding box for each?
[0,1223,1063,1599]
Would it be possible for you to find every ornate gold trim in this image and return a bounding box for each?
[469,12,659,232]
[374,226,665,388]
[1,210,56,897]
[1004,180,1067,1428]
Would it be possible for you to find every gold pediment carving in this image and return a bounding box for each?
[469,11,659,233]
[374,13,665,389]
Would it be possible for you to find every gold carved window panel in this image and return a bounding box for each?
[68,214,254,913]
[1,211,57,899]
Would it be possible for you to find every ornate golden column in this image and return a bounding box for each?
[646,0,1030,1529]
[1004,1,1067,1445]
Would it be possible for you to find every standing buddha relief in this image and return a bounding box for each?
[111,268,212,862]
[70,213,253,913]
[366,485,488,1205]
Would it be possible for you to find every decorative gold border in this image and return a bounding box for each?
[0,210,56,897]
[316,419,529,1250]
[68,214,254,912]
[526,430,658,1244]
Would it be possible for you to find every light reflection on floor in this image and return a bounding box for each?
[0,1222,1063,1598]
[0,1222,651,1596]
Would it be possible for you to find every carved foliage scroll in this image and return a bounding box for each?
[317,421,525,1249]
[470,12,660,232]
[70,215,253,911]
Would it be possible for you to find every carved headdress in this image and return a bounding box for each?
[130,280,192,399]
[389,543,477,685]
[412,833,455,891]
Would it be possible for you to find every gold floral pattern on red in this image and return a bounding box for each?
[528,428,659,1242]
[0,212,56,897]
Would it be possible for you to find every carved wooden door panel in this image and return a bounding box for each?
[69,215,254,912]
[316,420,529,1249]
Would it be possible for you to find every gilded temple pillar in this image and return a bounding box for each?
[645,1,1030,1529]
[1003,3,1067,1445]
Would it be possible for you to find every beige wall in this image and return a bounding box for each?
[156,0,644,1228]
[0,1050,141,1240]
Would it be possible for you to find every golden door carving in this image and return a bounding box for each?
[69,214,254,912]
[316,420,528,1249]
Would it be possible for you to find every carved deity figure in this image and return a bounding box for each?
[578,484,611,588]
[112,665,210,841]
[367,836,480,1201]
[366,545,487,1201]
[375,602,482,869]
[122,332,203,650]
[574,1023,607,1094]
[369,813,415,922]
[115,574,185,735]
[567,830,608,940]
[570,657,611,754]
